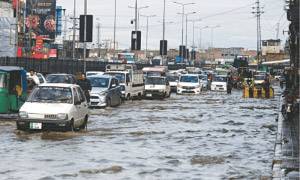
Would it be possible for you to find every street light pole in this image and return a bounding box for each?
[72,0,76,60]
[184,12,196,48]
[97,22,101,58]
[83,0,87,73]
[173,2,195,46]
[198,26,208,50]
[141,15,156,59]
[113,0,117,60]
[209,25,220,61]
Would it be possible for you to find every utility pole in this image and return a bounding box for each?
[162,0,166,62]
[173,2,195,46]
[198,26,208,51]
[113,0,117,60]
[209,25,220,61]
[83,0,87,73]
[72,0,76,60]
[252,0,264,68]
[141,14,156,59]
[62,9,67,58]
[97,23,101,58]
[15,0,19,58]
[276,22,280,39]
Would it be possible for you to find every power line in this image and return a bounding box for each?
[199,3,255,20]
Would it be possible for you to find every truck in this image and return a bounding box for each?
[105,64,144,100]
[142,66,168,78]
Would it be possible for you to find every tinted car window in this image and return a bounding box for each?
[46,75,74,84]
[145,77,166,85]
[88,77,110,88]
[77,87,86,102]
[180,76,199,83]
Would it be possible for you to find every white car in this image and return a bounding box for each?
[177,74,202,94]
[144,76,171,99]
[211,75,228,92]
[17,83,89,131]
[86,71,104,77]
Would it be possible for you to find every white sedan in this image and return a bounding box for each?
[17,83,89,131]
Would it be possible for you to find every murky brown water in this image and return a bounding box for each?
[0,88,280,180]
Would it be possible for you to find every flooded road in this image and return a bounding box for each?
[0,88,280,179]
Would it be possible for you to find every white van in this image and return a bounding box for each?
[105,64,144,100]
[144,76,171,99]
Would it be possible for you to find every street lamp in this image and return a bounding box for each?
[209,25,221,61]
[188,18,201,50]
[128,5,149,29]
[113,0,117,60]
[197,26,209,50]
[141,14,156,59]
[173,2,195,46]
[96,18,101,58]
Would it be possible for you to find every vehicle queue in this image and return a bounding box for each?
[0,64,276,132]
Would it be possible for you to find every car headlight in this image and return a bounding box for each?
[57,113,68,120]
[100,91,107,96]
[19,111,28,119]
[177,84,183,88]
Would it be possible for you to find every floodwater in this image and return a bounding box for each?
[0,88,280,180]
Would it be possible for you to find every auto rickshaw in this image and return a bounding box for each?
[0,66,27,114]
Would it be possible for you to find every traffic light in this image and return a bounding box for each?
[131,31,141,50]
[179,45,186,58]
[80,15,93,42]
[160,40,168,55]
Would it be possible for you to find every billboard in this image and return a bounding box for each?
[56,6,62,35]
[26,0,56,39]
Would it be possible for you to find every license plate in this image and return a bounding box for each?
[146,94,152,97]
[30,122,42,130]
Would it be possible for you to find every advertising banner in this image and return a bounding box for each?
[26,0,56,39]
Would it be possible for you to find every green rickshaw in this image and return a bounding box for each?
[0,66,27,114]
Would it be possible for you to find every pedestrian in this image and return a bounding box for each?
[263,74,270,98]
[227,73,233,94]
[77,73,92,103]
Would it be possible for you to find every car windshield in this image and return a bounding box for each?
[0,73,6,88]
[88,77,109,88]
[145,77,165,85]
[28,86,73,104]
[214,76,227,82]
[105,73,125,83]
[255,75,265,80]
[180,76,199,83]
[46,75,73,84]
[167,76,178,82]
[147,72,162,77]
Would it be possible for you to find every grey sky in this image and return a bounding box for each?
[57,0,288,50]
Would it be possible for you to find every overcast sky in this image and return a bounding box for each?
[57,0,288,50]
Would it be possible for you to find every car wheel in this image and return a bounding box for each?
[138,93,142,100]
[106,98,111,107]
[79,116,88,130]
[67,119,75,132]
[117,96,122,106]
